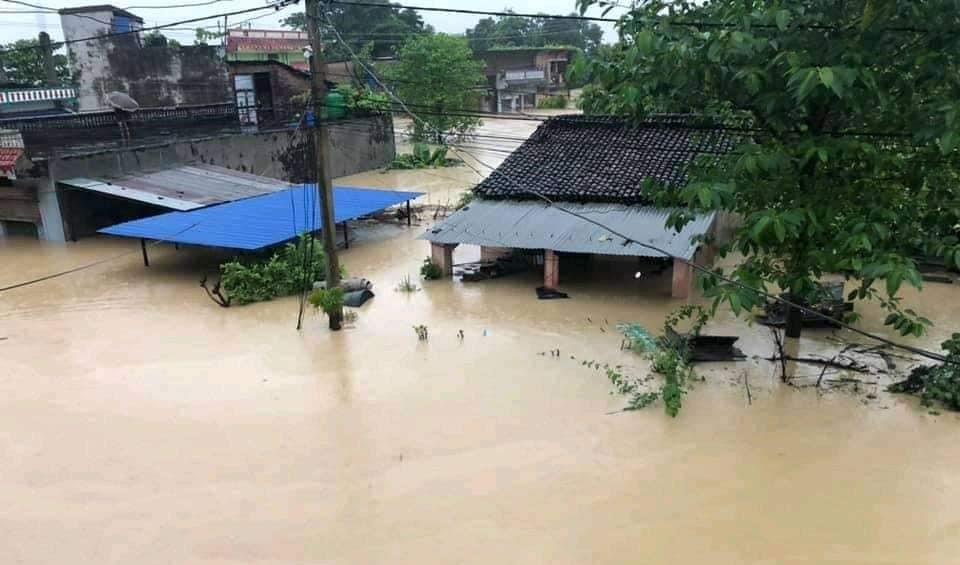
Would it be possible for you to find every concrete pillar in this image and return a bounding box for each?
[480,246,511,262]
[37,178,66,242]
[671,258,693,299]
[430,242,456,276]
[544,249,559,289]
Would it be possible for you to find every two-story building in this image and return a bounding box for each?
[477,47,577,113]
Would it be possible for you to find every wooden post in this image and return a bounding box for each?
[140,238,149,267]
[306,0,342,330]
[406,200,412,226]
[343,221,349,248]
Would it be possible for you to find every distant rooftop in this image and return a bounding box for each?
[481,45,579,53]
[58,4,143,22]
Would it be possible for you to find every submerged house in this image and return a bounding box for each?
[421,115,735,298]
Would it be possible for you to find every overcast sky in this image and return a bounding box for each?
[1,0,625,45]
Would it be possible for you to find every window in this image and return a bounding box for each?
[267,53,279,61]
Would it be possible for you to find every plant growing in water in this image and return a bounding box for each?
[219,235,327,305]
[413,324,429,340]
[420,257,443,280]
[889,333,960,411]
[308,286,344,318]
[389,143,460,170]
[396,275,420,292]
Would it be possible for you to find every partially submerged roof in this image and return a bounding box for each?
[59,165,288,211]
[420,199,714,260]
[473,115,737,205]
[100,185,422,250]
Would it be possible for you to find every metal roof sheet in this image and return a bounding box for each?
[60,165,286,209]
[420,199,714,260]
[99,185,422,250]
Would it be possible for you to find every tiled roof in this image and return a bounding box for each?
[0,148,24,172]
[226,36,309,53]
[473,115,737,204]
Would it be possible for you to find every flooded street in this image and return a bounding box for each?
[2,118,960,563]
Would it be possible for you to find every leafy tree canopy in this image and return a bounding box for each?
[572,0,960,338]
[0,39,69,86]
[282,0,432,59]
[384,34,486,143]
[466,10,603,53]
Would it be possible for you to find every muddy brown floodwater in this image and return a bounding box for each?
[3,119,960,564]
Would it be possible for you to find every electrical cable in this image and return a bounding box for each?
[323,13,956,365]
[0,2,295,56]
[329,0,957,34]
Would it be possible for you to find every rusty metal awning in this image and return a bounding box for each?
[58,164,287,211]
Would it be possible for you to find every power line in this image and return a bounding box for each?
[124,0,231,9]
[0,2,294,56]
[331,0,954,33]
[323,13,955,365]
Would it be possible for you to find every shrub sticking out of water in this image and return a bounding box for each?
[420,257,443,280]
[413,324,428,340]
[889,333,960,410]
[389,143,460,169]
[611,307,708,417]
[396,275,421,292]
[220,235,327,305]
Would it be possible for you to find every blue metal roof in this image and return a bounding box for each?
[99,185,422,250]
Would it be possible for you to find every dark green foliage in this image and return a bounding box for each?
[889,334,960,410]
[420,257,443,280]
[536,95,567,109]
[389,143,459,169]
[308,286,344,317]
[573,0,960,338]
[219,236,327,305]
[332,84,391,115]
[282,1,430,59]
[0,39,70,85]
[465,12,602,53]
[614,306,708,417]
[384,34,486,143]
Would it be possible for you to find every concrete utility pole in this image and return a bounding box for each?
[305,0,343,330]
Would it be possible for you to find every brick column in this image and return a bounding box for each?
[544,249,560,289]
[430,242,456,276]
[671,258,692,299]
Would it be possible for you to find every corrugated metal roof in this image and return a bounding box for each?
[60,165,287,209]
[420,199,714,260]
[99,185,422,250]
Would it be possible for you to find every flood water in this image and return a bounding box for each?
[2,118,960,564]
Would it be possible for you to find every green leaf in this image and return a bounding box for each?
[884,313,899,326]
[818,67,844,97]
[941,131,957,154]
[751,215,772,240]
[794,68,820,103]
[817,147,829,163]
[773,219,786,242]
[775,9,790,31]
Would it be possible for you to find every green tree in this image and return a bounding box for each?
[282,1,431,59]
[385,34,486,143]
[572,0,960,338]
[466,11,603,52]
[0,39,69,86]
